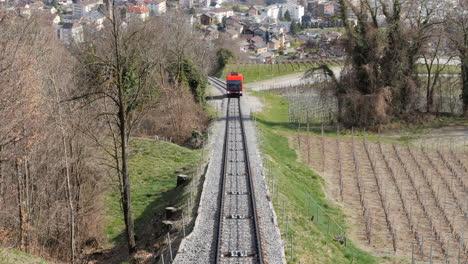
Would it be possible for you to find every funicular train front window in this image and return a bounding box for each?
[227,80,242,91]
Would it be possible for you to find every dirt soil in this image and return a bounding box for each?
[412,126,468,152]
[294,133,467,263]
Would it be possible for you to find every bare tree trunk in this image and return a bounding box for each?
[426,72,436,113]
[23,158,30,252]
[53,81,76,263]
[119,104,136,253]
[15,159,24,250]
[461,54,468,116]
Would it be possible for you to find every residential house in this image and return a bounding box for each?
[247,6,257,16]
[256,52,273,63]
[264,5,279,20]
[268,38,280,50]
[250,35,263,44]
[200,13,213,25]
[226,21,243,34]
[144,0,166,15]
[73,0,99,17]
[82,10,105,30]
[242,26,254,37]
[253,42,267,54]
[253,26,266,39]
[58,22,84,44]
[57,0,73,6]
[127,5,150,22]
[210,8,233,23]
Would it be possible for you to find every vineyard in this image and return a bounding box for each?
[221,59,342,83]
[295,129,467,263]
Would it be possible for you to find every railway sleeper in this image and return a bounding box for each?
[229,159,244,162]
[228,172,246,176]
[228,191,249,195]
[223,251,256,258]
[226,214,252,219]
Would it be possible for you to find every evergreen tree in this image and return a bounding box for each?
[284,10,291,21]
[290,21,301,35]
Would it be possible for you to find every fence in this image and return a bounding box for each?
[252,94,468,263]
[251,110,347,263]
[154,112,218,264]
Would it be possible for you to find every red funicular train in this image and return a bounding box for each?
[226,72,244,97]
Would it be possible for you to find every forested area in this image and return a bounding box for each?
[0,11,216,263]
[309,0,468,128]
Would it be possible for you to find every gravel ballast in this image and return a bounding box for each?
[174,81,285,264]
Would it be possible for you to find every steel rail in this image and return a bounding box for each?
[208,76,226,90]
[237,98,264,264]
[215,97,263,264]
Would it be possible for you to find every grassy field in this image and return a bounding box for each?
[105,138,200,245]
[304,27,346,34]
[416,64,461,75]
[252,92,378,264]
[221,62,341,83]
[0,248,48,264]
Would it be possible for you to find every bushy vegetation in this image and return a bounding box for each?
[309,0,468,128]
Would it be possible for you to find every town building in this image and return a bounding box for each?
[58,22,84,44]
[200,13,214,25]
[144,0,166,15]
[73,0,100,17]
[280,4,304,22]
[179,0,193,8]
[247,6,258,16]
[127,5,150,22]
[82,10,105,30]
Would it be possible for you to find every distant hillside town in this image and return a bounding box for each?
[0,0,347,62]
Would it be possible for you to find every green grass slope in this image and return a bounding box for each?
[105,138,200,245]
[0,248,47,264]
[221,62,341,83]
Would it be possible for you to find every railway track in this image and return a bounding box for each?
[216,97,264,264]
[208,76,226,90]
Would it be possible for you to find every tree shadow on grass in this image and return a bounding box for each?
[87,166,207,264]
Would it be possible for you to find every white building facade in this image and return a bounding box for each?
[72,0,100,17]
[58,22,84,44]
[144,0,166,15]
[280,4,304,23]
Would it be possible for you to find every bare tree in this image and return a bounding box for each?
[305,0,445,127]
[421,36,454,113]
[1,15,105,262]
[445,0,468,116]
[73,5,156,254]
